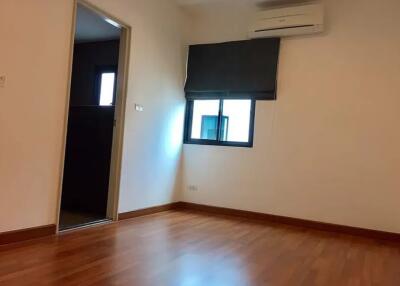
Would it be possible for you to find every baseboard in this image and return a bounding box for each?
[0,224,56,246]
[178,202,400,242]
[4,202,397,246]
[118,202,181,220]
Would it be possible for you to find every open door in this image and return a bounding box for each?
[57,0,130,231]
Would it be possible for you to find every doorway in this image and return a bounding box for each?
[58,1,130,231]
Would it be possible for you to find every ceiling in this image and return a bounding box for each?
[177,0,311,8]
[75,4,120,43]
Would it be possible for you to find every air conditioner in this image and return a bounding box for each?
[249,3,324,39]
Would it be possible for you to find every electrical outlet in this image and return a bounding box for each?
[188,185,198,192]
[0,75,5,88]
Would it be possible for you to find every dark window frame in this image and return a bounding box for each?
[183,97,256,148]
[95,65,118,106]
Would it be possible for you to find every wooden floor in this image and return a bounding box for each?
[1,210,400,286]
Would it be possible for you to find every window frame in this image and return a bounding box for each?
[95,65,118,106]
[183,97,256,148]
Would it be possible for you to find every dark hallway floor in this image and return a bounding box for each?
[59,210,107,230]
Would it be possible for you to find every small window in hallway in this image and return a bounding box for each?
[99,72,116,106]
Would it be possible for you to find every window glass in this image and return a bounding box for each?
[221,99,251,143]
[191,100,220,140]
[99,72,115,106]
[185,98,254,147]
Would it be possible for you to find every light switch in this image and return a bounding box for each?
[135,104,144,112]
[0,75,5,88]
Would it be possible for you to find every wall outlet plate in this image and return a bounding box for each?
[135,104,144,112]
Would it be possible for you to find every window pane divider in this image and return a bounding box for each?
[216,99,224,142]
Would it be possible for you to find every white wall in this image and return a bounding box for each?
[2,0,400,235]
[0,0,74,232]
[88,0,186,213]
[181,0,400,233]
[0,0,185,232]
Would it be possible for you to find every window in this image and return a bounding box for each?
[99,72,116,106]
[184,98,255,147]
[96,66,117,106]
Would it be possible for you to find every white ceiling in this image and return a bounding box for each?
[75,4,120,43]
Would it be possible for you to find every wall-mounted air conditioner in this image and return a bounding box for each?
[249,3,324,39]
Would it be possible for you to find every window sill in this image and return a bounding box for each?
[183,140,253,148]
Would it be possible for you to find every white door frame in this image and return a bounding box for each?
[55,0,131,232]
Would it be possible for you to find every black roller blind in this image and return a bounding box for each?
[185,38,280,100]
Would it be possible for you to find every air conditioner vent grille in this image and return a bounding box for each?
[255,24,314,33]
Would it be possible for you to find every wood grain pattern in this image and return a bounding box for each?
[179,202,400,242]
[0,224,56,245]
[1,210,400,286]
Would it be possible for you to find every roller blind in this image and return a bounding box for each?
[184,38,280,100]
